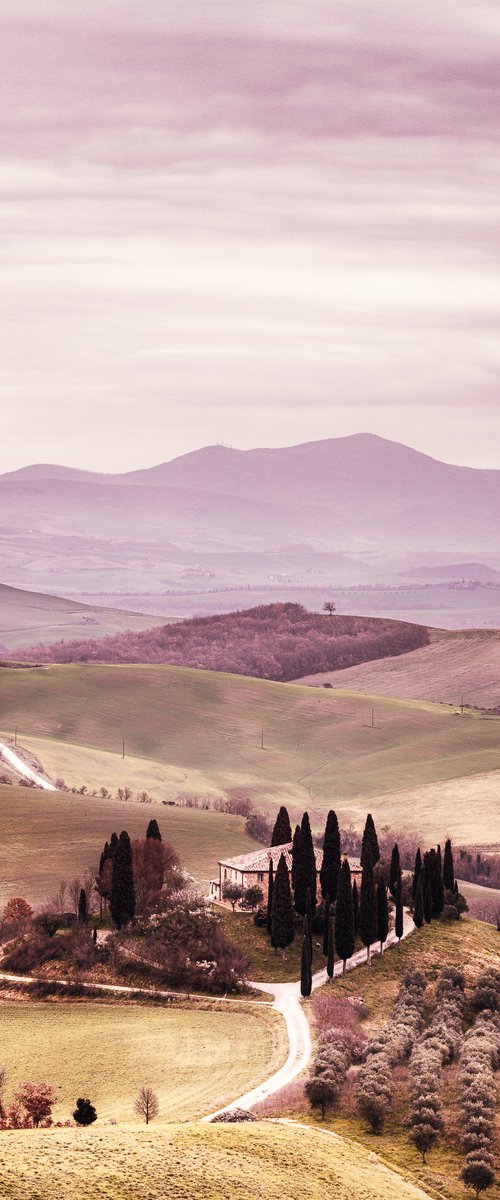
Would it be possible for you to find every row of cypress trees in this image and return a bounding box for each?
[98,819,162,929]
[412,838,456,928]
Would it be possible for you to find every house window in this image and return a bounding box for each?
[258,873,263,882]
[224,869,227,879]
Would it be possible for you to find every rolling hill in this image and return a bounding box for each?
[3,434,500,604]
[294,628,500,709]
[0,583,170,652]
[2,663,500,846]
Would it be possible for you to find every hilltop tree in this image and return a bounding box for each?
[320,810,341,901]
[110,830,136,930]
[73,1097,97,1126]
[323,601,336,616]
[271,854,295,959]
[294,813,317,916]
[443,839,455,892]
[334,859,355,974]
[359,847,377,963]
[146,819,162,842]
[300,932,312,998]
[134,1086,159,1125]
[266,860,274,935]
[361,814,380,868]
[389,844,400,898]
[413,877,424,928]
[395,869,404,942]
[376,880,389,953]
[271,806,292,846]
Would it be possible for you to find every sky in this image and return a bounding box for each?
[1,0,500,472]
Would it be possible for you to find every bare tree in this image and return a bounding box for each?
[134,1086,159,1125]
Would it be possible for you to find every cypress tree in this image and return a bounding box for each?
[291,825,301,893]
[361,813,380,867]
[412,848,422,899]
[424,880,433,924]
[271,806,292,847]
[334,859,355,974]
[424,848,444,917]
[266,859,274,936]
[110,830,136,930]
[376,880,389,953]
[303,912,313,968]
[300,931,312,998]
[322,895,330,957]
[359,846,377,963]
[78,887,87,925]
[352,879,359,936]
[146,819,161,841]
[395,869,404,942]
[389,843,400,898]
[294,812,317,916]
[413,876,424,928]
[443,839,455,892]
[326,916,335,981]
[319,810,341,901]
[270,854,295,959]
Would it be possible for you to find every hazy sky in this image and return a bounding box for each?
[1,0,500,472]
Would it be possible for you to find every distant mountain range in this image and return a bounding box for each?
[2,433,500,601]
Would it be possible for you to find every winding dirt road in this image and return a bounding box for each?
[0,740,56,790]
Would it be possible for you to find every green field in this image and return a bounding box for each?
[0,583,164,652]
[0,1121,435,1200]
[0,784,257,907]
[0,999,283,1123]
[2,664,500,848]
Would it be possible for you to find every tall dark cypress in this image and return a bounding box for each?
[361,813,380,867]
[326,916,335,981]
[395,868,404,942]
[303,912,313,967]
[412,848,422,899]
[359,846,377,963]
[300,932,312,998]
[110,830,136,930]
[443,839,455,892]
[146,819,162,841]
[322,895,330,957]
[389,844,400,898]
[305,889,313,958]
[376,880,389,953]
[423,848,444,917]
[334,859,355,973]
[294,812,317,916]
[291,825,301,893]
[413,876,424,928]
[424,880,433,924]
[320,810,341,901]
[78,887,87,925]
[271,806,292,846]
[266,859,274,936]
[270,854,295,959]
[352,879,359,936]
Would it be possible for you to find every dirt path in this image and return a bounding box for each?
[203,909,415,1119]
[0,739,56,790]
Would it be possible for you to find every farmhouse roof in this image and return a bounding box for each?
[218,842,362,875]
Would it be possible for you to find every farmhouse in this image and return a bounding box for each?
[210,842,362,904]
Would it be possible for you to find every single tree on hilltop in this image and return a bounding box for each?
[271,806,292,847]
[323,601,336,616]
[271,854,295,959]
[320,810,341,902]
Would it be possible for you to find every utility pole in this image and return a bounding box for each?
[122,738,125,759]
[14,728,17,747]
[371,707,375,729]
[260,729,264,750]
[460,695,465,715]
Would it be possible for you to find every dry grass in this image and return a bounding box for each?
[0,783,257,907]
[0,583,164,652]
[295,628,500,709]
[2,662,500,843]
[0,999,284,1124]
[0,1121,436,1200]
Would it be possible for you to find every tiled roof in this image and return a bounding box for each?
[219,842,362,874]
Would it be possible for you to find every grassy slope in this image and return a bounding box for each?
[2,664,500,843]
[295,920,500,1200]
[0,1122,435,1200]
[0,785,257,906]
[294,628,500,709]
[0,1000,283,1123]
[0,582,166,651]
